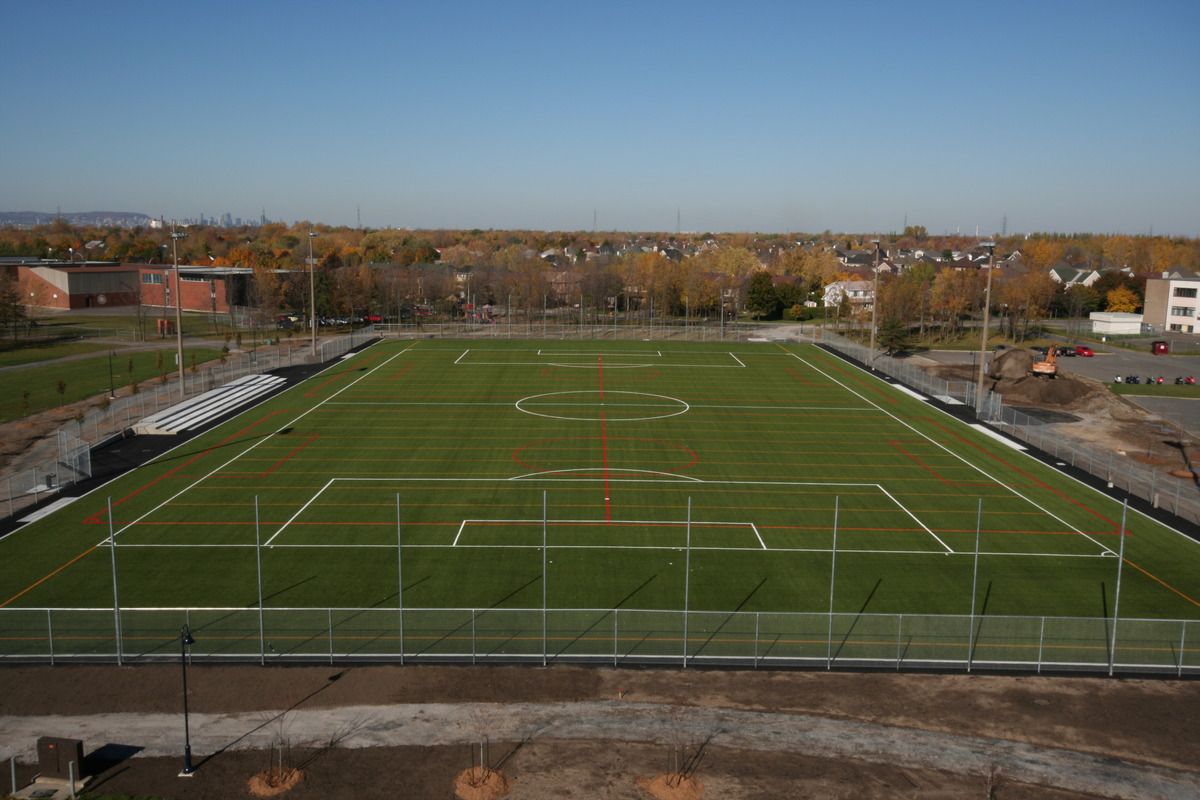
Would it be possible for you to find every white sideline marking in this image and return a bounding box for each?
[890,384,928,402]
[95,342,417,548]
[108,541,1118,558]
[454,349,470,365]
[969,423,1027,451]
[784,347,1114,556]
[749,522,766,550]
[729,352,747,368]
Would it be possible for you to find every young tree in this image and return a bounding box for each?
[877,317,911,355]
[0,270,26,339]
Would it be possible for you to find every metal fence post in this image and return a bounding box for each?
[1179,622,1187,679]
[754,611,760,669]
[47,609,54,666]
[612,609,618,667]
[328,608,334,665]
[1037,616,1046,673]
[471,611,477,665]
[896,614,903,669]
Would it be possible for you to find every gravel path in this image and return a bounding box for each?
[2,700,1196,800]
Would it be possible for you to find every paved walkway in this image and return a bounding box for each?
[2,701,1197,800]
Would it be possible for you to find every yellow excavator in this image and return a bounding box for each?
[1031,346,1058,378]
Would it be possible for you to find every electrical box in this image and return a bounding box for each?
[36,736,85,780]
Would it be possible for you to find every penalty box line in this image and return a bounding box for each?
[261,476,936,553]
[452,518,767,549]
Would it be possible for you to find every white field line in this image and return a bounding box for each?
[454,360,744,369]
[454,348,470,364]
[750,521,766,550]
[104,541,1117,558]
[535,349,663,357]
[94,342,418,547]
[782,346,1117,557]
[729,352,747,368]
[263,478,334,547]
[451,517,765,548]
[876,484,953,553]
[321,401,879,412]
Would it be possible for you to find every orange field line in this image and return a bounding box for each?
[0,546,97,609]
[1123,558,1200,608]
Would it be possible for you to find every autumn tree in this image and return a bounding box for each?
[1105,286,1140,313]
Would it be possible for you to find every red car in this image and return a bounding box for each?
[1074,345,1094,357]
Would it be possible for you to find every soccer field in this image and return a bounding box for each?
[2,339,1198,667]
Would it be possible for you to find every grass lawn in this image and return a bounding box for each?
[0,340,112,367]
[1,339,1197,665]
[0,346,224,422]
[1110,382,1200,398]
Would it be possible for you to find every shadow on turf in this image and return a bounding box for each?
[828,578,882,664]
[691,577,768,660]
[553,573,659,659]
[413,574,542,658]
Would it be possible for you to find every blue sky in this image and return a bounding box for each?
[2,0,1197,234]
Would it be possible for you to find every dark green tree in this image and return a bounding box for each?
[877,317,911,355]
[745,270,781,320]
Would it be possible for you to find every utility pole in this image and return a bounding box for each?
[867,239,881,367]
[308,230,319,356]
[975,241,997,414]
[170,225,187,399]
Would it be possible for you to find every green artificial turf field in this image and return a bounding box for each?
[2,339,1197,666]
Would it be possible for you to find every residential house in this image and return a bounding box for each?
[1143,271,1200,333]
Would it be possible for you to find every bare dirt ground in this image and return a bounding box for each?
[926,353,1199,476]
[1,665,1198,799]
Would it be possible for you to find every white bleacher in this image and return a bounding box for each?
[134,373,286,435]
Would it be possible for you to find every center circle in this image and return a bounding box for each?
[515,390,689,422]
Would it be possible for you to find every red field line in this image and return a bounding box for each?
[888,439,995,487]
[212,434,320,478]
[918,416,1123,534]
[82,410,291,524]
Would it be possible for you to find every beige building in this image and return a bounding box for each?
[1143,273,1200,334]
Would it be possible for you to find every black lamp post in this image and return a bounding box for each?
[179,624,196,776]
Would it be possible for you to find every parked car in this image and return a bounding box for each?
[1058,346,1076,357]
[1074,345,1094,357]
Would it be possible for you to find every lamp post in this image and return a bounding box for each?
[179,624,196,776]
[308,231,319,356]
[107,350,116,399]
[975,241,997,415]
[867,239,881,367]
[170,226,187,400]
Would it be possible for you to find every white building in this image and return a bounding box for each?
[1089,311,1143,336]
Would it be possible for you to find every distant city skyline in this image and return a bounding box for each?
[1,0,1197,236]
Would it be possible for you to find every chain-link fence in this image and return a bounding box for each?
[1,327,378,520]
[377,319,761,341]
[0,606,1193,675]
[817,329,1200,525]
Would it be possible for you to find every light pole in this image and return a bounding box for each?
[171,226,187,400]
[179,624,196,776]
[308,231,319,356]
[975,241,997,415]
[867,239,881,367]
[107,350,116,399]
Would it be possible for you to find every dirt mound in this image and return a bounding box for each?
[454,766,511,800]
[990,348,1035,380]
[637,774,704,800]
[247,767,304,797]
[997,374,1091,406]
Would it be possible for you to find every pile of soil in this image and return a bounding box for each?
[928,353,1198,479]
[636,773,704,799]
[454,766,511,800]
[248,767,305,797]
